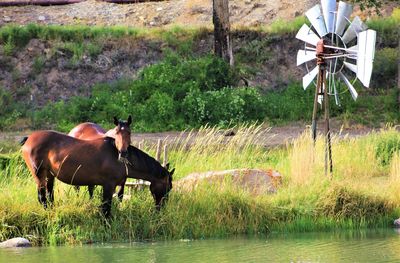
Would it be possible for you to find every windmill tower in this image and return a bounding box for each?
[296,0,377,175]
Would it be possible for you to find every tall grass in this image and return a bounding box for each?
[0,126,399,245]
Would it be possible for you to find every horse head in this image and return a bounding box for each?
[150,163,174,210]
[113,115,132,163]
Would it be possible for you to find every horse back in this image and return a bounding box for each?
[68,122,106,140]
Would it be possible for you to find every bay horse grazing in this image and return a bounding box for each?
[21,130,174,217]
[68,116,132,200]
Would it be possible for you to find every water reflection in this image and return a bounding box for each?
[2,229,400,263]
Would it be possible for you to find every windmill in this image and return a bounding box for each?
[296,0,376,175]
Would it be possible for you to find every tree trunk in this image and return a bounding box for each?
[212,0,234,66]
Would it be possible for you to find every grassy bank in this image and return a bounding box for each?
[0,126,399,245]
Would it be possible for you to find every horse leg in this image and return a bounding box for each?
[101,184,115,217]
[22,155,48,209]
[37,186,47,209]
[35,168,49,209]
[88,185,95,199]
[117,178,126,202]
[74,186,80,195]
[46,176,55,205]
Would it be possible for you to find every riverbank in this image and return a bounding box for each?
[1,125,399,245]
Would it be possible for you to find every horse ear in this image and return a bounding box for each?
[169,168,175,176]
[165,162,170,170]
[113,116,119,126]
[127,115,132,126]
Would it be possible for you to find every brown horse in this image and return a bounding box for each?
[68,116,132,200]
[21,130,174,217]
[68,116,132,162]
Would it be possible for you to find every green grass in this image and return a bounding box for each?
[367,8,400,46]
[1,126,399,245]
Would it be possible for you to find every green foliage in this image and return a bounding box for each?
[367,8,400,46]
[33,55,253,132]
[317,184,390,220]
[3,36,15,56]
[265,16,307,35]
[375,130,400,166]
[49,40,104,65]
[0,89,27,130]
[236,38,272,64]
[0,24,140,45]
[372,48,398,88]
[31,56,46,76]
[183,87,265,126]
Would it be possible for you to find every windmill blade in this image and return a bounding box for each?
[296,24,321,46]
[339,72,358,100]
[342,16,368,44]
[302,66,319,90]
[357,29,376,87]
[335,1,353,36]
[348,44,358,52]
[344,61,357,74]
[332,74,341,106]
[321,0,336,33]
[305,4,328,37]
[297,49,316,66]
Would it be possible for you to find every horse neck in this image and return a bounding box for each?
[127,147,166,183]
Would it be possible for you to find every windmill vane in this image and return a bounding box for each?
[296,0,377,104]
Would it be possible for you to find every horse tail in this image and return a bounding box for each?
[20,136,28,146]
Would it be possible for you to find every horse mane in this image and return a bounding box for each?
[127,144,166,178]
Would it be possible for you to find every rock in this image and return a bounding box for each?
[176,169,282,195]
[156,7,163,12]
[3,16,12,23]
[0,237,31,248]
[394,218,400,228]
[38,15,46,21]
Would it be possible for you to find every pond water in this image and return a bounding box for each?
[2,229,400,263]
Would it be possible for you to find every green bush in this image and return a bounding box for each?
[375,131,400,166]
[372,48,398,88]
[32,55,248,131]
[0,89,27,130]
[183,87,266,126]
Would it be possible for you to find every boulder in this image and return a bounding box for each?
[176,169,282,195]
[0,237,31,248]
[394,218,400,228]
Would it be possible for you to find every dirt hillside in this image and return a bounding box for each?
[0,0,318,27]
[0,0,395,28]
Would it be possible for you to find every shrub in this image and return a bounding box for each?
[371,48,398,88]
[317,184,391,220]
[32,55,247,131]
[183,87,266,126]
[375,131,400,166]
